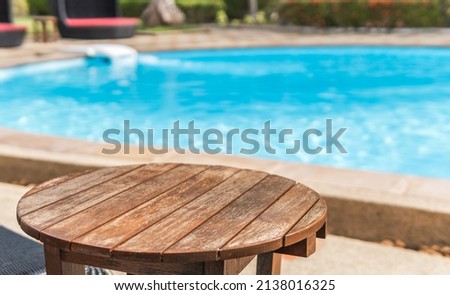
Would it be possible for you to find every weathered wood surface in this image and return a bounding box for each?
[284,198,327,246]
[220,184,320,259]
[161,175,294,262]
[113,169,268,261]
[17,165,143,223]
[72,166,239,256]
[41,164,204,249]
[17,164,327,266]
[20,164,178,240]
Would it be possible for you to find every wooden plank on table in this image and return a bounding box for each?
[163,175,295,263]
[40,164,208,249]
[220,184,320,259]
[113,170,268,262]
[71,166,239,256]
[19,163,178,238]
[24,170,93,196]
[284,198,327,246]
[17,165,142,217]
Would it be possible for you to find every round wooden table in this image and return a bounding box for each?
[17,164,327,275]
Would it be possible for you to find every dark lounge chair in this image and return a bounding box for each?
[50,0,139,39]
[0,0,26,47]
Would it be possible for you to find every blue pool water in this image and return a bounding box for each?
[1,46,450,179]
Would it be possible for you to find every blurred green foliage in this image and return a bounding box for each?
[120,0,148,17]
[26,0,48,15]
[23,0,450,28]
[225,0,280,19]
[177,0,225,23]
[121,0,226,23]
[279,1,446,28]
[216,9,228,25]
[13,0,29,16]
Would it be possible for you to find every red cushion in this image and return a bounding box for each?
[0,23,26,32]
[66,18,138,28]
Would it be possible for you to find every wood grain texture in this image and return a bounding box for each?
[71,166,239,256]
[17,163,327,273]
[203,256,254,275]
[16,170,93,230]
[203,261,233,275]
[113,169,268,262]
[220,184,319,259]
[61,251,204,275]
[19,164,178,239]
[61,261,85,275]
[231,255,255,275]
[276,235,316,258]
[256,252,281,275]
[164,175,295,263]
[17,165,141,218]
[44,245,85,275]
[44,245,63,275]
[40,164,206,249]
[284,198,327,247]
[24,170,92,196]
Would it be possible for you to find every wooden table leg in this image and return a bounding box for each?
[204,256,255,275]
[256,252,281,275]
[204,261,232,275]
[44,245,85,275]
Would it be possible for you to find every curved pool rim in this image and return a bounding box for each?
[1,45,450,179]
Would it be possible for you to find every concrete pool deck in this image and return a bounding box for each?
[1,27,450,273]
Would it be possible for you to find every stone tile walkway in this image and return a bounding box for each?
[3,26,450,68]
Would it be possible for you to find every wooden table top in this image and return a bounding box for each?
[17,164,327,263]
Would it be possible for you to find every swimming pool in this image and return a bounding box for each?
[1,46,449,179]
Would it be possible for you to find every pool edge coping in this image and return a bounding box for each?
[1,126,449,214]
[1,127,450,248]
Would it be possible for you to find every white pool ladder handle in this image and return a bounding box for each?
[60,44,138,62]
